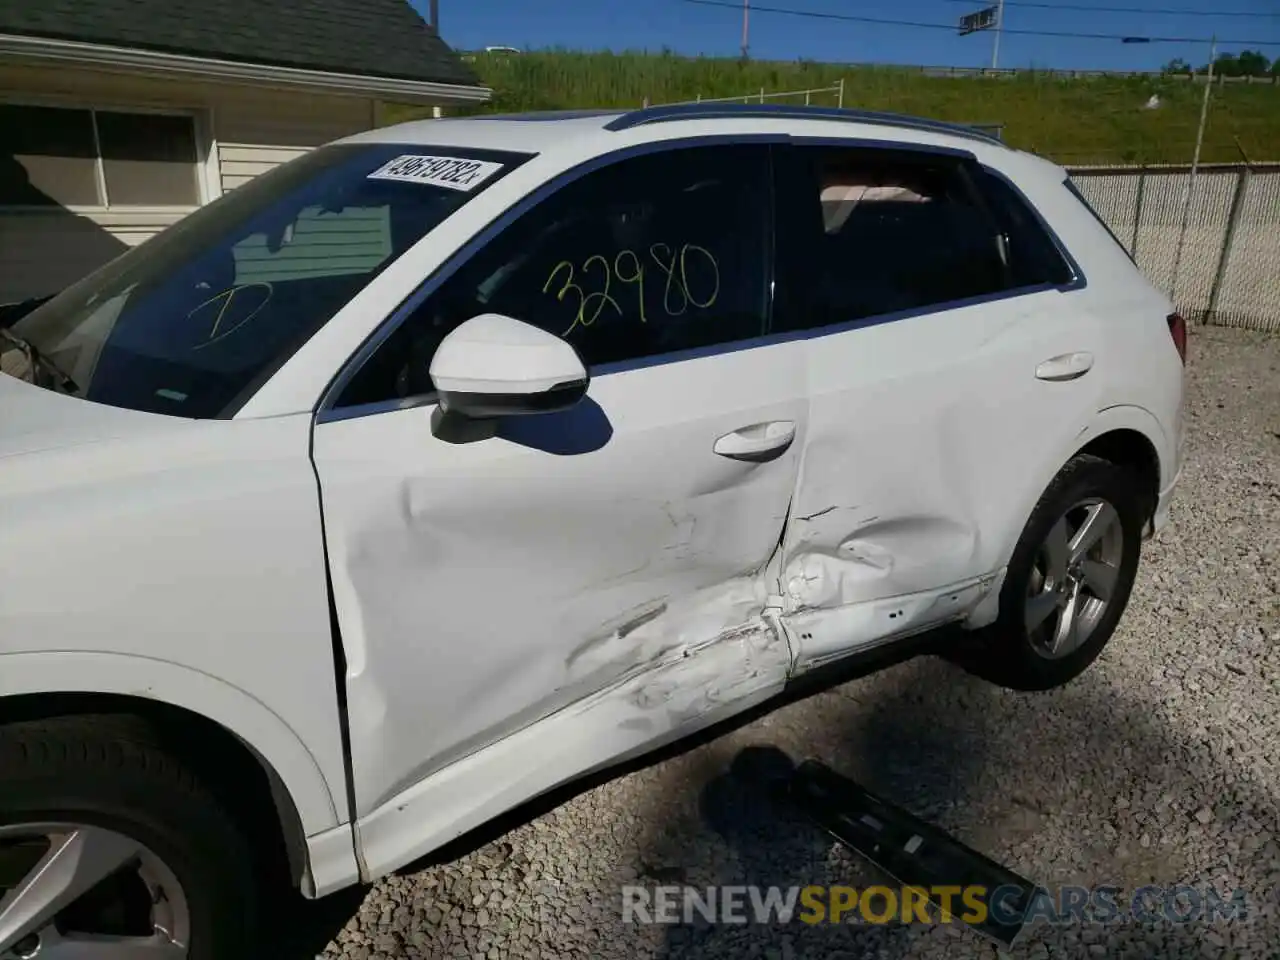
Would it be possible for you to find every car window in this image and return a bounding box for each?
[335,144,771,409]
[2,144,530,418]
[974,171,1075,287]
[774,147,1025,333]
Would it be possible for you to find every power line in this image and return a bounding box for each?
[684,0,1280,45]
[939,0,1278,18]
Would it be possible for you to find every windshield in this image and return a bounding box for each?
[0,143,529,418]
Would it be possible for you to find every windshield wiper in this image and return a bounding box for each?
[0,327,80,395]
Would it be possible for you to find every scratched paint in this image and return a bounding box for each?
[313,348,807,818]
[355,612,794,879]
[787,572,997,672]
[785,513,980,610]
[779,288,1107,670]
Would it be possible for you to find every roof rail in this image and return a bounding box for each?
[463,108,621,122]
[603,102,1005,146]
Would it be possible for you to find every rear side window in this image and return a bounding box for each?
[773,146,1075,334]
[973,170,1075,287]
[775,147,1009,332]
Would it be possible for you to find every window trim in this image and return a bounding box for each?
[0,95,213,212]
[316,133,787,424]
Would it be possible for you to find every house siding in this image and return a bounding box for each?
[0,62,375,302]
[0,209,189,302]
[214,98,372,192]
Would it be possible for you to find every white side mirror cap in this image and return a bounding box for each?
[429,313,588,418]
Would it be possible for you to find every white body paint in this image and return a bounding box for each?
[780,285,1107,666]
[313,341,808,818]
[356,614,792,879]
[430,312,588,397]
[0,111,1184,896]
[0,376,348,836]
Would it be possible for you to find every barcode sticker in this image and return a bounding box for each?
[367,155,504,192]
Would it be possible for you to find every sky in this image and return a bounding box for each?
[414,0,1280,73]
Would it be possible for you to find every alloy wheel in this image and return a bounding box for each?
[1024,496,1125,660]
[0,823,189,959]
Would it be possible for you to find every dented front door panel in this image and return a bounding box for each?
[312,344,806,819]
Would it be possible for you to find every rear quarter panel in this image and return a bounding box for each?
[994,151,1184,494]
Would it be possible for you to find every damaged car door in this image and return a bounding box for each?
[310,142,806,859]
[772,142,1101,670]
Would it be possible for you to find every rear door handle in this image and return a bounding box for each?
[1035,351,1094,382]
[713,421,797,462]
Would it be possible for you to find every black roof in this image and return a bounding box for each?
[0,0,482,88]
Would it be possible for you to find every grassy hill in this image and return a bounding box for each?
[384,50,1280,166]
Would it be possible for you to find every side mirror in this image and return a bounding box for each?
[430,313,589,419]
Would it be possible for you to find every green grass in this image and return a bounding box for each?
[382,50,1280,165]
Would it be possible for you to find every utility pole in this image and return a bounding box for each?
[991,0,1005,69]
[428,0,439,31]
[1170,34,1216,307]
[741,0,750,59]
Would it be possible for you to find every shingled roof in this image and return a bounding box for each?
[0,0,481,88]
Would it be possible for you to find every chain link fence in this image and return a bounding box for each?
[1069,164,1280,332]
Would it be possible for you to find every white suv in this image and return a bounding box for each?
[0,105,1184,958]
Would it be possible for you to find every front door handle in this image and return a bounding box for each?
[713,421,797,462]
[1035,351,1094,382]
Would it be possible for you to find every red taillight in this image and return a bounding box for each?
[1167,312,1187,365]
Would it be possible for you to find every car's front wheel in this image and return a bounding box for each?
[959,452,1145,691]
[0,716,258,960]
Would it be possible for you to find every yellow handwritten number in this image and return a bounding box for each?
[680,244,720,310]
[544,244,720,332]
[649,243,687,317]
[543,261,585,337]
[580,254,622,328]
[613,249,647,325]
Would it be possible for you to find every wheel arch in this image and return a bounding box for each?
[1005,406,1168,569]
[0,691,309,894]
[1074,425,1161,526]
[0,652,351,895]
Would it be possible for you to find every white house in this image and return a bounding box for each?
[0,0,490,303]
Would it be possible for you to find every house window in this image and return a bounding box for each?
[0,104,200,208]
[0,105,99,206]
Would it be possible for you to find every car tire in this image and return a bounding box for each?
[957,453,1145,691]
[0,715,258,960]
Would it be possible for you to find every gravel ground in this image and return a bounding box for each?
[312,325,1280,960]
